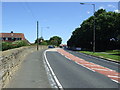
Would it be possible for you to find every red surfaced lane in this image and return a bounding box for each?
[57,49,120,83]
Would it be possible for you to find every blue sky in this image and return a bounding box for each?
[2,2,119,44]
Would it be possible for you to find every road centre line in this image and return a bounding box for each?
[44,50,63,90]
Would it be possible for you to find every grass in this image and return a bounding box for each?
[105,50,120,54]
[79,50,120,62]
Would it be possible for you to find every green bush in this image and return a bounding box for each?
[40,41,48,45]
[1,40,29,51]
[1,42,13,51]
[12,40,29,47]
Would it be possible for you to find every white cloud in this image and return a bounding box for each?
[114,9,120,13]
[99,6,104,9]
[87,11,90,14]
[108,4,116,8]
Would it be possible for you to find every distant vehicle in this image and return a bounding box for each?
[69,47,82,51]
[75,47,81,51]
[48,45,55,48]
[59,46,62,48]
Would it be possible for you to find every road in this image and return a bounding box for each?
[65,49,120,73]
[45,48,120,89]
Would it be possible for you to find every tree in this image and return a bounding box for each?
[35,37,44,45]
[67,9,120,51]
[49,36,62,46]
[40,41,48,45]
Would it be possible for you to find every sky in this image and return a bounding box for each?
[1,1,119,44]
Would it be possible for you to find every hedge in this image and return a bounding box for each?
[0,40,29,51]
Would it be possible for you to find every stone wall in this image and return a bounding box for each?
[0,45,47,89]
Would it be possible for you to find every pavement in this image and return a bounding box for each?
[5,49,51,88]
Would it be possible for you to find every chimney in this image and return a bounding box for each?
[11,31,13,33]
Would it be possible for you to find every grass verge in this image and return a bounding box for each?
[79,51,120,62]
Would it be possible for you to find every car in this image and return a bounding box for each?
[69,47,82,51]
[48,45,55,48]
[75,47,81,51]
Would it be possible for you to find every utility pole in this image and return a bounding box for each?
[37,21,39,51]
[93,4,96,53]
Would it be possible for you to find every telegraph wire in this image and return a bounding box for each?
[22,2,37,22]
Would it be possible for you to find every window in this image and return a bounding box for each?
[13,38,16,41]
[12,37,14,41]
[17,38,20,40]
[3,37,6,40]
[8,38,12,41]
[0,37,2,40]
[6,37,8,40]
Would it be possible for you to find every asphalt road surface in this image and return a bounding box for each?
[65,49,120,73]
[6,50,51,88]
[45,49,119,89]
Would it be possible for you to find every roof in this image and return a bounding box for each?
[0,33,26,39]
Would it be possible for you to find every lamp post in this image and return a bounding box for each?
[37,21,39,51]
[41,26,49,39]
[80,3,96,53]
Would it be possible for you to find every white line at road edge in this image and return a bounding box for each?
[44,50,64,90]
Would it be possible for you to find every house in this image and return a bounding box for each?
[0,31,26,42]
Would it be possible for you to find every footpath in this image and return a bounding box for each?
[5,49,51,88]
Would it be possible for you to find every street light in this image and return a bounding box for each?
[41,26,49,39]
[37,21,39,51]
[80,3,96,53]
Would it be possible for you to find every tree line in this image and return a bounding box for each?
[67,9,120,51]
[35,36,62,46]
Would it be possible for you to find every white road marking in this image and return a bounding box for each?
[111,79,119,83]
[83,64,99,66]
[80,64,95,72]
[43,58,57,88]
[108,75,120,78]
[46,49,57,52]
[57,49,120,84]
[64,56,68,59]
[91,68,113,71]
[44,50,63,89]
